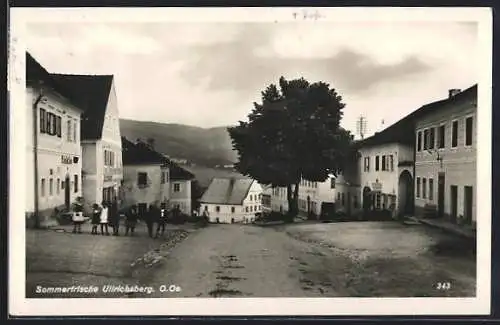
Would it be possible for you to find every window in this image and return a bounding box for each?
[41,178,46,197]
[465,116,473,146]
[173,183,181,192]
[423,129,429,150]
[245,206,249,212]
[74,174,78,193]
[437,125,445,148]
[375,156,380,171]
[364,157,370,172]
[341,193,345,206]
[416,177,420,198]
[422,178,427,199]
[73,121,77,142]
[137,172,148,187]
[389,155,394,171]
[381,155,386,171]
[56,116,62,137]
[56,178,60,195]
[429,128,435,149]
[61,180,65,190]
[161,171,166,184]
[49,178,53,196]
[216,206,220,212]
[67,120,72,141]
[231,207,235,213]
[375,193,381,209]
[40,108,46,133]
[429,178,434,201]
[330,178,335,189]
[254,205,258,211]
[250,206,253,212]
[417,131,422,151]
[452,120,458,147]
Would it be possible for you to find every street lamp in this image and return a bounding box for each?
[426,149,443,168]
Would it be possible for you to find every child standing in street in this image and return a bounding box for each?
[125,205,138,236]
[91,203,101,234]
[72,199,85,234]
[155,203,168,238]
[100,201,110,235]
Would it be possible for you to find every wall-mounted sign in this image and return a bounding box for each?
[61,155,73,164]
[104,176,113,182]
[372,181,382,192]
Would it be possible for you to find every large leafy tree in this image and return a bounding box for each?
[228,77,354,221]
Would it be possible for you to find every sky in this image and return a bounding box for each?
[25,20,478,138]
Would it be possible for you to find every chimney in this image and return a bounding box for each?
[448,89,461,98]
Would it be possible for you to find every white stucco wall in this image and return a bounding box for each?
[121,164,170,209]
[170,179,192,214]
[81,79,123,207]
[26,86,83,216]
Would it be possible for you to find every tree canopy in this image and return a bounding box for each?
[228,76,354,189]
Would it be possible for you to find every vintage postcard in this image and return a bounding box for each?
[8,6,492,317]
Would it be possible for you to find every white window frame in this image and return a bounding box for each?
[173,183,181,192]
[464,114,474,148]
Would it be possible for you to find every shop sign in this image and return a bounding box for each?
[61,155,73,164]
[372,181,382,192]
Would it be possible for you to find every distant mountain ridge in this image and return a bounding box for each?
[119,119,238,167]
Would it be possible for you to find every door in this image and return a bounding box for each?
[64,175,70,210]
[464,186,473,225]
[437,173,445,218]
[450,185,458,223]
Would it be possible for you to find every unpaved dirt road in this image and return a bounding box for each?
[135,222,476,298]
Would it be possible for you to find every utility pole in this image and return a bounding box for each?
[356,116,367,140]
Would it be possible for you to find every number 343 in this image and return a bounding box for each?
[436,282,451,290]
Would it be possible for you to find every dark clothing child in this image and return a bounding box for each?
[91,204,101,235]
[125,207,139,236]
[145,205,155,238]
[110,201,120,236]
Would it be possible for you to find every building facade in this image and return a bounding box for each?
[25,53,84,227]
[200,178,262,223]
[50,74,123,209]
[414,86,477,227]
[120,138,170,215]
[168,163,195,215]
[261,184,272,214]
[270,175,337,218]
[357,142,414,218]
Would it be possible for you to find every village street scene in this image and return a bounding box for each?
[23,20,477,299]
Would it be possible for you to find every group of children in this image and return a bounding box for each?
[71,201,182,239]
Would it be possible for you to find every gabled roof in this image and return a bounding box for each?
[168,161,195,181]
[49,73,114,141]
[357,84,477,148]
[122,137,167,165]
[25,52,81,109]
[200,178,255,205]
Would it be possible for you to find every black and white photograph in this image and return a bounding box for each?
[9,7,492,316]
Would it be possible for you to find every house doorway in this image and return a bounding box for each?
[464,186,473,225]
[64,175,70,210]
[450,185,458,223]
[437,173,445,218]
[397,170,414,217]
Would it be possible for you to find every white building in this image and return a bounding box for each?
[168,162,195,215]
[120,137,170,216]
[356,123,415,219]
[50,73,123,209]
[25,53,84,227]
[260,184,272,214]
[270,174,337,218]
[200,178,262,223]
[414,86,477,227]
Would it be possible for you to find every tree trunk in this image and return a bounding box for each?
[286,183,299,223]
